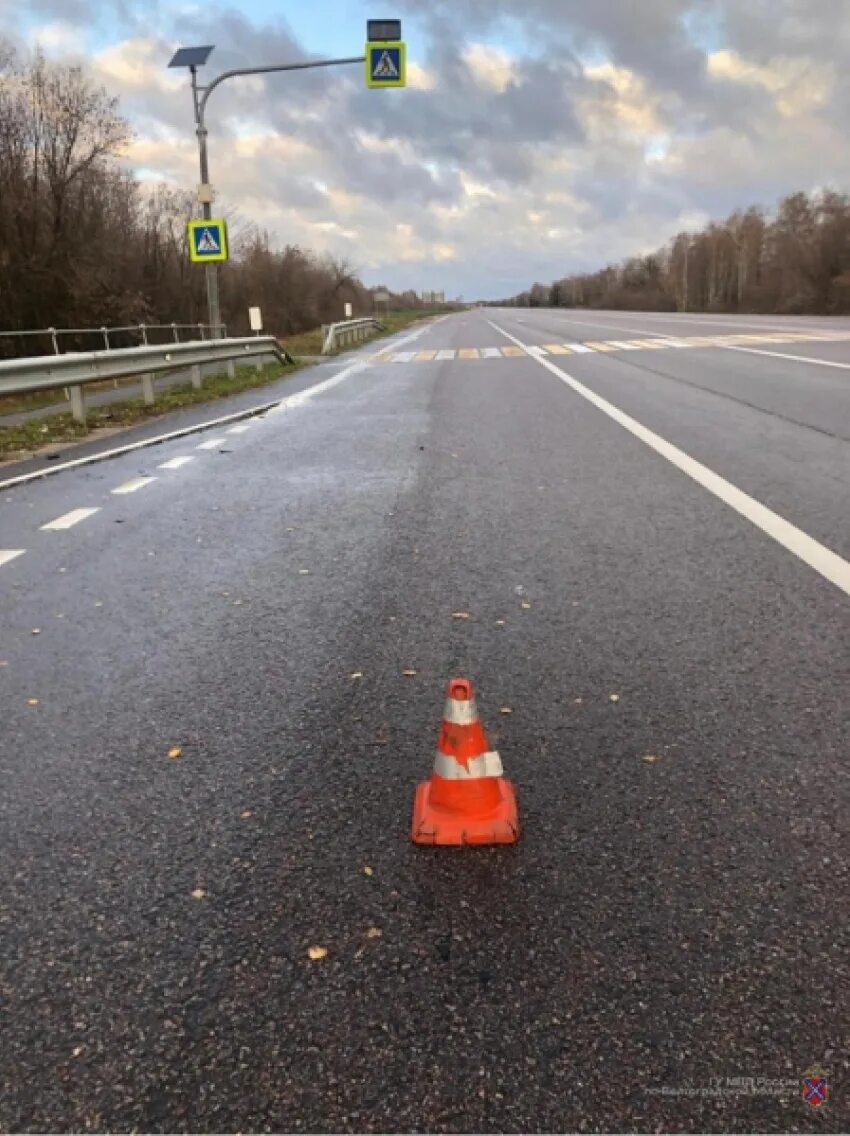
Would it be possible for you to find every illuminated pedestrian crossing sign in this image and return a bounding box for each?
[366,41,406,88]
[187,218,229,263]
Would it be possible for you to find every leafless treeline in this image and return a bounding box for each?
[503,190,850,314]
[0,44,414,347]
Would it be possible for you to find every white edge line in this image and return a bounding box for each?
[0,360,368,493]
[724,345,850,370]
[487,319,850,596]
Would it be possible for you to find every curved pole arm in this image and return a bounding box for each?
[198,55,365,126]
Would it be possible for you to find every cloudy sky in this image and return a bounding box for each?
[4,0,848,298]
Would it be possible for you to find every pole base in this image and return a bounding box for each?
[411,778,519,846]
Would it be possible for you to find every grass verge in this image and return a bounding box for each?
[0,308,451,460]
[0,361,295,460]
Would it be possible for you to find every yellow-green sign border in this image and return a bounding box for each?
[365,40,407,88]
[187,218,229,263]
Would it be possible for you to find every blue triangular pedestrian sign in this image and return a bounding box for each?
[197,227,220,253]
[372,50,399,80]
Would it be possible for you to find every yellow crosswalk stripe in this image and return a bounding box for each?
[415,350,437,361]
[458,348,480,359]
[544,344,572,354]
[628,339,668,348]
[584,341,617,351]
[500,346,526,357]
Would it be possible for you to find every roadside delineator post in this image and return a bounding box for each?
[412,677,519,845]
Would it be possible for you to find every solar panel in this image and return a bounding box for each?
[168,45,215,68]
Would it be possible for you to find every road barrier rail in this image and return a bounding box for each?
[321,317,384,354]
[0,336,292,423]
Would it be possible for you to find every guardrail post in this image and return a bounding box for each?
[141,374,155,405]
[139,324,148,346]
[172,322,179,343]
[191,364,202,390]
[254,353,264,374]
[69,385,86,423]
[227,359,236,380]
[199,323,205,341]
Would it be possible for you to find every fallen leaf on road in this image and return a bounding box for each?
[500,707,513,715]
[642,754,661,764]
[350,671,363,680]
[366,927,382,939]
[574,697,583,705]
[495,619,505,625]
[609,693,620,703]
[191,888,206,900]
[307,945,328,961]
[167,746,182,759]
[232,600,243,606]
[521,601,531,610]
[31,628,41,635]
[72,1046,84,1058]
[298,569,310,575]
[451,611,470,620]
[241,809,253,819]
[94,602,103,607]
[402,668,417,676]
[0,660,7,667]
[363,866,374,876]
[27,698,39,705]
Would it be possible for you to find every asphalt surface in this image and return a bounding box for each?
[1,309,848,1133]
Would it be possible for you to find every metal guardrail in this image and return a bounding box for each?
[0,336,291,423]
[320,317,384,354]
[0,323,227,360]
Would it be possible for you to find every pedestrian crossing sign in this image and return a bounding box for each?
[366,41,406,88]
[188,218,229,263]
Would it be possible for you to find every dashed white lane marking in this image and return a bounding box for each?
[436,349,456,361]
[112,476,156,495]
[41,507,101,531]
[158,456,194,470]
[0,549,25,568]
[487,319,850,597]
[196,437,228,450]
[226,422,254,434]
[568,344,596,353]
[724,346,850,371]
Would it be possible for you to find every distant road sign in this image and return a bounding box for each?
[374,290,390,303]
[366,41,406,88]
[188,219,229,263]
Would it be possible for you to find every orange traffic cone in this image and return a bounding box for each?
[412,678,519,845]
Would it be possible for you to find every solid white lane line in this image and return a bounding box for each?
[436,349,456,360]
[724,346,850,371]
[487,319,850,597]
[569,344,596,353]
[41,507,101,531]
[112,476,156,495]
[196,437,228,450]
[0,549,25,567]
[481,347,502,358]
[226,422,254,434]
[158,456,195,470]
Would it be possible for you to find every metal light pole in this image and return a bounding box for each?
[169,47,368,339]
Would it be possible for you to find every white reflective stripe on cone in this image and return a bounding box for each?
[442,698,479,726]
[433,749,504,780]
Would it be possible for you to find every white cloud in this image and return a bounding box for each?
[463,43,518,93]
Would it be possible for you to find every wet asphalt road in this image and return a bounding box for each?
[1,309,848,1133]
